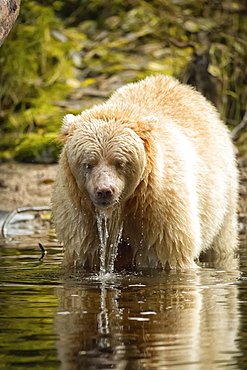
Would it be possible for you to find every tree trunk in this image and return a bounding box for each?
[0,0,21,46]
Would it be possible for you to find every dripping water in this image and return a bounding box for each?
[96,209,123,276]
[96,213,108,275]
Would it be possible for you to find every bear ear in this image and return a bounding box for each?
[129,115,157,145]
[58,114,77,143]
[142,115,158,130]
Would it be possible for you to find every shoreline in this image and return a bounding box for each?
[0,162,57,211]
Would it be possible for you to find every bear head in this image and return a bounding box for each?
[58,107,155,213]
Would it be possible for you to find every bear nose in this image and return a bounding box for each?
[96,186,114,200]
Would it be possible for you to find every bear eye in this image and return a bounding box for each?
[83,163,94,171]
[115,160,125,169]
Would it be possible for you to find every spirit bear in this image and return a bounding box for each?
[52,74,238,270]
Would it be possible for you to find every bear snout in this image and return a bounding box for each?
[94,185,115,207]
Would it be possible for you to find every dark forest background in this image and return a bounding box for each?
[0,0,246,163]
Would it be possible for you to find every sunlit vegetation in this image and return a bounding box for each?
[0,0,246,162]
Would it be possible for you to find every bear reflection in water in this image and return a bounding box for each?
[54,269,240,369]
[52,74,238,271]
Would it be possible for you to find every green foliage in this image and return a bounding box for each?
[0,1,73,108]
[14,133,61,163]
[0,0,246,162]
[0,132,61,163]
[0,0,76,162]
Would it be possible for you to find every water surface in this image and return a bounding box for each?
[0,211,247,369]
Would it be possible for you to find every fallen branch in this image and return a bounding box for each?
[1,206,51,237]
[230,102,247,139]
[38,242,47,261]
